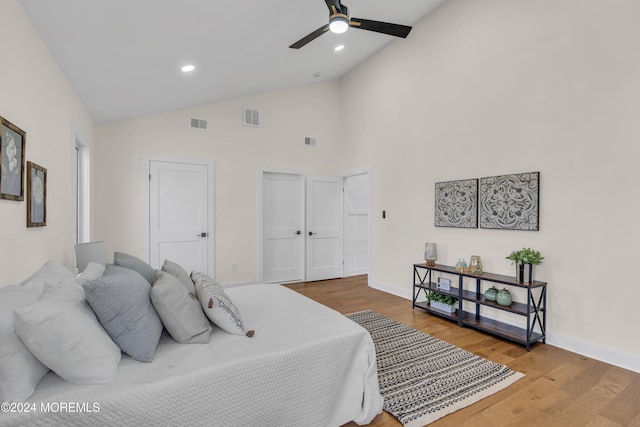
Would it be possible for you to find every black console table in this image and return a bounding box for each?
[413,263,547,351]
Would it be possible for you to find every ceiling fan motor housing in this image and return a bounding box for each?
[332,4,348,19]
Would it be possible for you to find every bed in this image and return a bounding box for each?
[1,283,383,427]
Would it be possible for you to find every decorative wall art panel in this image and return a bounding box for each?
[26,161,46,227]
[479,172,539,231]
[434,179,478,228]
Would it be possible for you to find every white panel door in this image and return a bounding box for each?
[150,161,209,274]
[306,176,343,281]
[262,172,304,283]
[344,172,370,276]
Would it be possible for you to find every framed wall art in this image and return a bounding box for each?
[0,117,26,201]
[26,161,46,227]
[479,171,539,231]
[434,179,478,228]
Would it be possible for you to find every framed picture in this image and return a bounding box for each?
[479,171,539,230]
[26,161,46,227]
[437,277,451,291]
[434,179,478,228]
[0,117,26,201]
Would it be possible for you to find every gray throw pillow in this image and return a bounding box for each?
[151,271,211,344]
[113,252,156,285]
[83,264,163,362]
[161,259,195,293]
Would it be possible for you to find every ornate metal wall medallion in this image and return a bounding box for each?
[479,172,539,230]
[434,179,478,228]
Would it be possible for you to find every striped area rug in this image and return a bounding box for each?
[346,310,524,427]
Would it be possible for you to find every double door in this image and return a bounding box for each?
[262,173,344,283]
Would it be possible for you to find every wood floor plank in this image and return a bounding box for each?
[285,276,640,427]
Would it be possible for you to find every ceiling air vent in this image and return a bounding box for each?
[243,108,260,127]
[190,118,208,130]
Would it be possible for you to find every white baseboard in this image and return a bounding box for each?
[368,279,413,300]
[221,280,259,289]
[368,279,640,374]
[545,333,640,374]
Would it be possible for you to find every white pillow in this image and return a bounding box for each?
[75,261,106,284]
[192,272,254,337]
[0,285,49,402]
[20,260,75,293]
[151,271,211,344]
[14,281,121,384]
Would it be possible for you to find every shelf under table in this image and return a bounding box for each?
[460,312,544,346]
[413,301,459,322]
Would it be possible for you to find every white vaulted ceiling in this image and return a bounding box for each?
[19,0,444,124]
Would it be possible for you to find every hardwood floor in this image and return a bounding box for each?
[285,275,640,427]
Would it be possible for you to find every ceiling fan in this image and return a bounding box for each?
[289,0,412,49]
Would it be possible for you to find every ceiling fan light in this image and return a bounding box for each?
[329,15,349,34]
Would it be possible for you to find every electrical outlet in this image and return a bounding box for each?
[231,263,238,271]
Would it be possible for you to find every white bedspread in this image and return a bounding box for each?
[1,284,383,427]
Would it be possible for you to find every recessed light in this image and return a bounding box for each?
[334,45,345,52]
[181,64,195,73]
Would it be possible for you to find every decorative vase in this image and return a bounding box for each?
[469,255,482,275]
[516,264,533,283]
[496,288,512,306]
[517,264,524,282]
[484,286,498,301]
[424,243,437,267]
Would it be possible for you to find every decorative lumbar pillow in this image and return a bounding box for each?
[151,271,211,344]
[192,272,254,337]
[83,264,163,362]
[0,285,49,402]
[14,280,121,384]
[161,259,195,293]
[113,251,156,285]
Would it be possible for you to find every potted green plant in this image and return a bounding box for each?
[427,291,458,314]
[506,247,544,282]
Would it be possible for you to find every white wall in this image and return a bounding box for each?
[25,0,634,371]
[0,0,95,285]
[94,81,342,284]
[339,0,640,371]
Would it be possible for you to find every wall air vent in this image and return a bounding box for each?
[190,118,208,130]
[243,108,260,127]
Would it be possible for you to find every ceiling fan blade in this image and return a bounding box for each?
[349,18,412,38]
[324,0,344,14]
[289,24,330,49]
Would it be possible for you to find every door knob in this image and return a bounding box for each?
[308,231,315,236]
[296,230,301,235]
[197,232,208,237]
